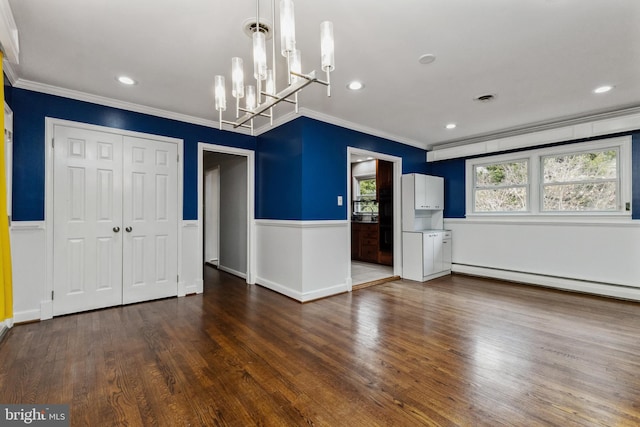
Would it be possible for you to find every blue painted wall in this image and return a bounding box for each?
[255,119,304,220]
[428,131,640,220]
[256,117,429,220]
[7,87,255,221]
[6,87,430,223]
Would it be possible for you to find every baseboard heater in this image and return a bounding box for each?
[452,263,640,302]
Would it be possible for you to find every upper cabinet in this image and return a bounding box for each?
[404,174,444,210]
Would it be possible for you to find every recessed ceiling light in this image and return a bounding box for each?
[366,157,373,160]
[445,123,457,129]
[347,81,364,91]
[418,54,436,65]
[117,75,137,85]
[594,85,613,94]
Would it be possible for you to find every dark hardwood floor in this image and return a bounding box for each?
[1,268,640,426]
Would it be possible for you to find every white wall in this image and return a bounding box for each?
[256,220,349,302]
[445,218,640,301]
[10,222,46,322]
[203,167,219,264]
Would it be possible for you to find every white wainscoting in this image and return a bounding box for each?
[10,221,47,322]
[10,220,201,322]
[445,218,640,301]
[181,220,203,295]
[256,220,350,302]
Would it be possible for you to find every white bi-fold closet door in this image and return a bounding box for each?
[52,124,178,316]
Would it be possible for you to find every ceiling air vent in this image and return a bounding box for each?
[474,94,496,103]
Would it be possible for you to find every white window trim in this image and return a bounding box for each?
[465,136,632,221]
[472,157,530,213]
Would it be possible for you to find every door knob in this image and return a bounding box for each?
[125,226,133,232]
[113,226,120,232]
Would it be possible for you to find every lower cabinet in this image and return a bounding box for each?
[402,230,452,282]
[351,222,379,263]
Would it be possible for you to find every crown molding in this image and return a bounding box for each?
[2,58,17,85]
[296,107,427,149]
[0,0,19,64]
[12,78,254,135]
[12,78,429,150]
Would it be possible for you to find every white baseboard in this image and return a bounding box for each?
[40,300,53,320]
[256,276,303,301]
[185,279,204,295]
[453,264,640,301]
[14,309,40,323]
[256,276,349,303]
[219,265,247,280]
[301,283,350,302]
[177,281,187,297]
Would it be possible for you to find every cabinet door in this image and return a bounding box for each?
[424,175,444,210]
[414,175,427,209]
[422,233,436,275]
[442,238,452,271]
[433,233,444,273]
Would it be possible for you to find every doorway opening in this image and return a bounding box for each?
[198,143,256,288]
[347,148,402,289]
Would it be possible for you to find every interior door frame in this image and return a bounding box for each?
[346,147,403,283]
[43,118,184,320]
[197,142,256,285]
[203,166,220,266]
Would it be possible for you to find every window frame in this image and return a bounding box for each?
[465,136,631,219]
[472,157,530,213]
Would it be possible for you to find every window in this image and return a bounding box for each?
[541,149,618,212]
[473,160,528,212]
[354,177,378,214]
[466,136,631,217]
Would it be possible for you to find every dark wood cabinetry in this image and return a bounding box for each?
[351,222,379,263]
[376,160,393,266]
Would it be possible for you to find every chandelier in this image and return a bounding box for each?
[214,0,335,134]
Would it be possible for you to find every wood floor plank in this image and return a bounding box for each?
[2,268,640,426]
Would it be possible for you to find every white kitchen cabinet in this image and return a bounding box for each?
[402,230,451,282]
[402,174,444,231]
[405,174,443,210]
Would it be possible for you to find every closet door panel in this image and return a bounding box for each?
[53,125,123,316]
[122,136,178,304]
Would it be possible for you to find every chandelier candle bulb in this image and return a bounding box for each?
[320,21,334,96]
[320,21,335,72]
[265,70,276,95]
[253,31,267,80]
[231,57,245,98]
[214,75,226,112]
[290,49,302,82]
[245,85,257,111]
[280,0,296,56]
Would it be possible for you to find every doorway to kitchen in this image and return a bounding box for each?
[347,148,402,288]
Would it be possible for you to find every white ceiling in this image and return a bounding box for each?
[6,0,640,150]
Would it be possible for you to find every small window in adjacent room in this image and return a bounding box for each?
[465,136,631,217]
[354,177,378,214]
